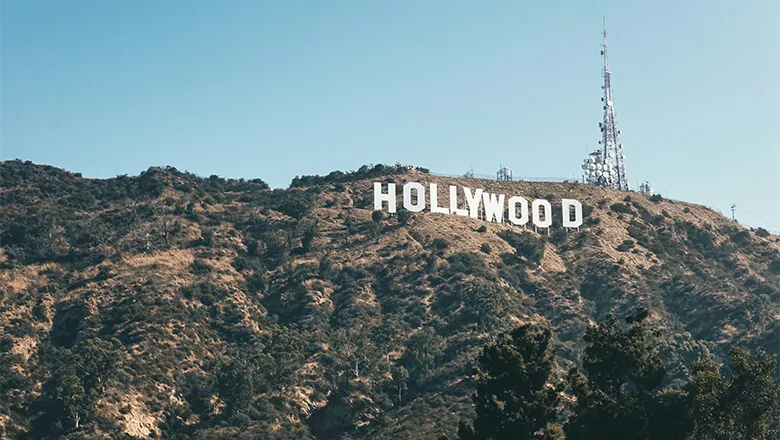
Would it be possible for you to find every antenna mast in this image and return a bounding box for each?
[600,17,629,191]
[582,17,630,191]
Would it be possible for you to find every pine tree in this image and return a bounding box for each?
[563,307,689,440]
[216,357,254,417]
[686,355,725,439]
[458,323,562,440]
[721,346,780,439]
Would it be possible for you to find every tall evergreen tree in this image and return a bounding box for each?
[686,355,726,439]
[720,346,780,440]
[216,357,254,417]
[458,323,562,440]
[686,346,780,440]
[564,307,689,440]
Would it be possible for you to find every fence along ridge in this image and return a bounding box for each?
[427,171,578,183]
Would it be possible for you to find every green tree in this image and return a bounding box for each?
[273,189,314,219]
[71,338,123,396]
[403,327,445,388]
[391,365,409,405]
[717,346,779,439]
[216,357,254,417]
[31,338,123,435]
[370,319,403,363]
[581,308,664,395]
[397,208,413,226]
[159,404,194,440]
[263,230,290,269]
[684,346,780,440]
[458,324,562,440]
[564,307,688,440]
[498,230,545,264]
[301,222,318,253]
[686,355,725,439]
[242,327,305,397]
[334,325,375,380]
[368,211,384,242]
[53,369,88,429]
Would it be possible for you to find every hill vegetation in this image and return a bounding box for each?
[0,160,778,439]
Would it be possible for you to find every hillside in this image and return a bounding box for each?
[0,160,778,439]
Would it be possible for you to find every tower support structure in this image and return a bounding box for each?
[582,17,630,191]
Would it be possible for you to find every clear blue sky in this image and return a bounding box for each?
[2,0,779,232]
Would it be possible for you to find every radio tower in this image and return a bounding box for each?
[582,17,630,191]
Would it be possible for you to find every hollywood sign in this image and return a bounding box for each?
[373,181,583,229]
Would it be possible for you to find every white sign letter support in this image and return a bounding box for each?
[562,199,583,229]
[373,182,397,213]
[463,187,484,219]
[449,185,469,216]
[429,184,450,214]
[482,192,506,223]
[532,199,553,229]
[403,182,426,212]
[507,196,529,226]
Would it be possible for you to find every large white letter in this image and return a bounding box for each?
[562,199,583,228]
[373,182,396,213]
[403,182,426,212]
[429,184,450,214]
[532,199,552,228]
[463,187,484,219]
[482,192,505,223]
[507,196,529,226]
[449,185,469,216]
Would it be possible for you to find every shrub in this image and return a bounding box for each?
[432,238,449,250]
[301,224,318,253]
[397,208,413,226]
[498,230,545,264]
[263,231,290,269]
[610,203,632,214]
[199,227,214,247]
[273,189,314,219]
[755,227,770,238]
[550,229,566,245]
[190,260,212,275]
[770,258,780,275]
[585,217,601,226]
[246,271,266,294]
[731,230,751,246]
[480,243,491,254]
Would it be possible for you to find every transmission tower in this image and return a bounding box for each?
[582,17,630,191]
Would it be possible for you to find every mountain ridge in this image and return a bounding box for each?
[0,160,778,439]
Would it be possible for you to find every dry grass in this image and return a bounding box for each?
[11,336,37,363]
[123,248,195,270]
[540,243,567,273]
[119,393,160,439]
